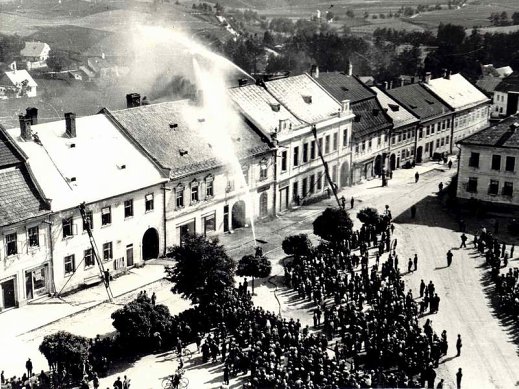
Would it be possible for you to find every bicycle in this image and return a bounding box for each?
[174,347,193,360]
[162,369,189,389]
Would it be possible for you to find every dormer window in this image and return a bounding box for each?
[279,119,289,131]
[169,123,178,129]
[302,95,313,104]
[270,103,281,112]
[179,149,189,156]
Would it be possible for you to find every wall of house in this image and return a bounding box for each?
[415,115,452,162]
[352,129,390,183]
[457,144,519,206]
[452,104,489,142]
[389,124,417,169]
[51,184,165,293]
[494,92,508,116]
[0,217,51,308]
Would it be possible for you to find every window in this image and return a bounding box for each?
[5,233,17,256]
[176,185,184,208]
[292,182,298,202]
[63,217,74,238]
[302,177,308,196]
[440,138,445,146]
[491,155,501,171]
[145,193,154,211]
[310,141,316,159]
[309,174,315,194]
[446,136,449,145]
[84,249,95,268]
[316,172,322,190]
[503,182,513,197]
[368,139,372,149]
[203,213,216,235]
[467,177,478,193]
[101,207,111,226]
[82,210,93,231]
[103,242,113,261]
[205,175,214,197]
[318,138,323,154]
[332,165,337,183]
[325,135,331,154]
[362,141,366,152]
[377,135,382,145]
[281,151,287,172]
[293,146,299,167]
[191,181,199,203]
[398,134,402,142]
[355,144,359,154]
[124,200,134,218]
[28,226,39,247]
[442,120,446,130]
[419,128,423,139]
[342,129,348,147]
[468,152,480,168]
[333,132,338,151]
[303,143,308,163]
[506,156,515,172]
[436,139,440,148]
[64,255,75,275]
[259,160,268,181]
[426,126,430,136]
[402,132,407,141]
[488,180,499,195]
[431,124,435,134]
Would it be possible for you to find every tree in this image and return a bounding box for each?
[357,207,381,226]
[39,331,90,381]
[46,50,74,72]
[165,234,235,304]
[282,234,313,260]
[346,9,354,18]
[313,207,353,245]
[263,30,274,46]
[512,12,519,25]
[236,253,271,294]
[0,34,23,63]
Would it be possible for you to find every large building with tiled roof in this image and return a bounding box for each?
[230,74,354,212]
[422,73,490,143]
[106,97,275,245]
[0,120,51,310]
[457,116,519,206]
[493,74,519,118]
[312,70,393,183]
[386,78,453,163]
[5,108,169,295]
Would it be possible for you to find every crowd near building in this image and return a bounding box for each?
[0,68,492,310]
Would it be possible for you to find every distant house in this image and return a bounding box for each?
[477,64,514,112]
[493,74,519,118]
[79,56,129,82]
[20,41,50,70]
[0,69,37,98]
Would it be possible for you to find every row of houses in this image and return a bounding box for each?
[0,69,490,310]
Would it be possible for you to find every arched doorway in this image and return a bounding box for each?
[259,192,268,217]
[390,154,396,171]
[374,155,382,176]
[416,146,423,163]
[340,162,349,188]
[232,200,246,229]
[142,228,159,261]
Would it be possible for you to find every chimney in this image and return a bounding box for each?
[19,114,32,141]
[388,80,393,89]
[193,89,204,106]
[310,65,319,79]
[126,93,141,108]
[446,70,452,80]
[411,76,415,84]
[442,68,447,78]
[341,99,350,113]
[400,77,405,87]
[424,72,432,84]
[383,81,388,90]
[347,62,353,76]
[510,122,519,132]
[25,107,38,125]
[238,78,248,87]
[65,112,76,138]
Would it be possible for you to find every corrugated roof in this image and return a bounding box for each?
[495,73,519,93]
[228,84,303,134]
[0,166,49,226]
[264,74,342,124]
[108,101,271,179]
[3,70,38,88]
[476,76,502,94]
[6,114,168,211]
[312,72,375,103]
[458,115,519,149]
[371,86,418,129]
[351,99,392,140]
[386,83,452,120]
[424,74,489,111]
[20,41,48,58]
[0,128,25,168]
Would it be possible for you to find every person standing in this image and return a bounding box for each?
[447,250,453,267]
[350,196,355,209]
[436,378,444,388]
[511,244,515,259]
[223,364,230,385]
[408,258,413,273]
[415,171,420,183]
[460,234,467,248]
[456,368,463,389]
[92,373,100,389]
[456,334,462,356]
[123,375,130,389]
[438,182,443,193]
[151,292,156,305]
[414,254,418,271]
[25,358,33,376]
[113,377,123,389]
[448,159,453,169]
[420,280,426,298]
[411,205,417,218]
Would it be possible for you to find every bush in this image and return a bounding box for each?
[282,234,313,259]
[313,207,353,245]
[357,207,381,226]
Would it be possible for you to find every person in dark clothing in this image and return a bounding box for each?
[414,254,418,271]
[438,182,443,193]
[151,292,156,305]
[447,250,453,267]
[415,171,420,183]
[223,364,230,385]
[448,159,453,169]
[420,280,426,298]
[456,368,463,389]
[408,258,413,273]
[456,335,462,356]
[113,377,123,389]
[460,234,467,248]
[411,205,417,218]
[25,358,33,376]
[340,196,346,209]
[104,269,110,286]
[351,196,354,209]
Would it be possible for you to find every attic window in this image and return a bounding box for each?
[302,95,313,104]
[425,99,435,105]
[354,114,361,122]
[169,123,178,129]
[340,86,349,91]
[409,104,418,109]
[179,149,189,156]
[117,164,126,170]
[198,118,206,123]
[270,103,280,112]
[372,109,379,116]
[69,177,77,182]
[69,143,76,148]
[233,137,241,142]
[388,103,400,112]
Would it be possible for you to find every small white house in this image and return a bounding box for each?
[20,41,50,70]
[0,69,37,98]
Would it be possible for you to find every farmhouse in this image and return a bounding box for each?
[0,69,37,99]
[20,41,50,70]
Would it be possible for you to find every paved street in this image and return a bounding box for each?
[3,159,519,388]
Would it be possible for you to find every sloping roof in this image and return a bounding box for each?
[0,128,25,168]
[264,74,342,124]
[6,114,168,212]
[495,74,519,93]
[0,166,50,226]
[458,116,519,149]
[495,66,513,78]
[312,72,374,103]
[371,86,419,129]
[3,70,38,88]
[107,101,271,179]
[351,98,392,140]
[476,76,503,94]
[386,83,452,120]
[228,84,303,134]
[481,64,513,78]
[20,41,48,58]
[423,74,489,111]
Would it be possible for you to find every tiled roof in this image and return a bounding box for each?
[228,84,303,135]
[264,74,342,124]
[7,114,168,211]
[0,166,49,226]
[351,98,392,140]
[371,86,419,129]
[0,128,25,168]
[458,115,519,149]
[312,72,375,103]
[108,101,271,179]
[476,76,503,94]
[3,70,37,88]
[495,74,519,93]
[423,74,489,111]
[20,41,48,58]
[385,83,452,120]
